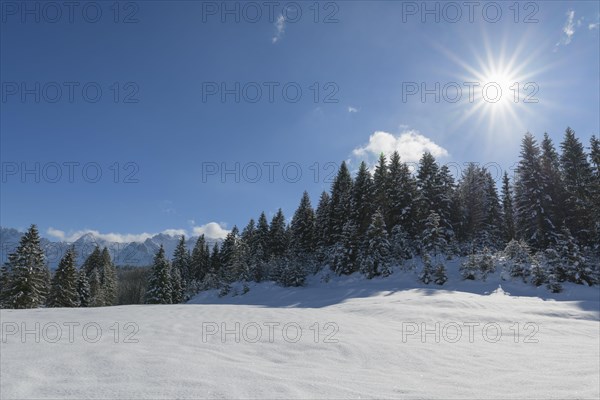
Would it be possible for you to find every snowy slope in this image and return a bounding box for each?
[2,268,599,399]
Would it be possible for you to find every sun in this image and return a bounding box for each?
[434,32,552,142]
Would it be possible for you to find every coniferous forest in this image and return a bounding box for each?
[2,129,599,308]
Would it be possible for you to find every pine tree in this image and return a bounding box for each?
[387,152,418,237]
[460,252,479,280]
[328,162,353,245]
[503,239,532,282]
[555,227,594,285]
[76,269,91,307]
[419,253,434,284]
[351,161,373,238]
[0,264,10,308]
[372,154,389,221]
[390,224,412,263]
[433,263,448,285]
[529,257,546,287]
[514,133,554,249]
[47,247,79,308]
[540,133,565,236]
[145,245,173,304]
[202,243,221,289]
[172,236,191,285]
[314,191,331,264]
[256,212,271,262]
[590,135,600,250]
[421,211,447,257]
[220,226,239,284]
[3,225,49,309]
[101,247,117,306]
[190,235,210,284]
[290,191,316,255]
[269,210,288,259]
[83,246,105,306]
[501,172,516,243]
[560,127,595,245]
[331,220,358,275]
[170,264,184,303]
[360,210,391,279]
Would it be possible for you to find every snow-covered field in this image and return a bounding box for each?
[2,267,599,399]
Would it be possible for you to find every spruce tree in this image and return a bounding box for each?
[331,220,358,275]
[560,127,595,245]
[145,245,173,304]
[101,247,118,306]
[83,246,105,306]
[433,263,448,285]
[3,225,49,309]
[190,235,210,283]
[514,133,554,249]
[269,210,288,258]
[256,212,271,261]
[47,247,79,308]
[421,211,447,257]
[360,210,391,278]
[290,191,316,256]
[501,172,516,243]
[351,161,373,239]
[387,152,417,237]
[372,154,389,223]
[328,162,353,245]
[172,236,191,285]
[76,269,91,307]
[314,191,331,264]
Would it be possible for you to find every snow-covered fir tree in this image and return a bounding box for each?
[145,245,173,304]
[360,210,391,279]
[2,225,49,309]
[76,269,91,307]
[47,247,79,308]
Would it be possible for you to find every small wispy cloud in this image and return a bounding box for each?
[555,10,576,50]
[272,15,285,44]
[348,106,359,113]
[589,22,599,30]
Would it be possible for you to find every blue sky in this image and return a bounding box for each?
[1,0,599,242]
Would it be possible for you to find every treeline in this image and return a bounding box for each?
[2,128,599,308]
[143,128,599,302]
[0,225,118,309]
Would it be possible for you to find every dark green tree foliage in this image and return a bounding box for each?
[540,133,566,233]
[314,191,331,262]
[514,133,555,249]
[416,152,454,241]
[83,246,104,306]
[360,209,391,279]
[421,211,447,257]
[501,172,516,243]
[590,135,600,249]
[328,162,353,245]
[372,154,389,224]
[190,235,210,283]
[172,236,191,284]
[256,212,271,261]
[386,152,418,237]
[47,247,79,307]
[290,191,316,255]
[145,245,172,304]
[3,225,49,309]
[351,161,373,239]
[560,127,595,245]
[331,220,358,275]
[269,210,288,259]
[220,226,240,284]
[101,247,118,306]
[76,268,91,307]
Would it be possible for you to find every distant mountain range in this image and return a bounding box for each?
[0,227,220,268]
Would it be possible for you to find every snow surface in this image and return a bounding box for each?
[2,265,599,399]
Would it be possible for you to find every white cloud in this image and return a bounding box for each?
[192,222,230,240]
[272,15,285,43]
[555,10,576,49]
[589,22,599,30]
[352,129,449,164]
[46,222,230,243]
[348,106,359,113]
